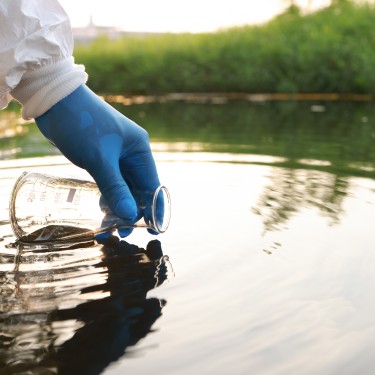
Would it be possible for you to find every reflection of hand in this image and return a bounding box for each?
[51,236,168,374]
[35,84,160,237]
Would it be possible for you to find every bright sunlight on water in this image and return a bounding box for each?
[2,98,375,374]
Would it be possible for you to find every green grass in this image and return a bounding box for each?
[75,0,375,95]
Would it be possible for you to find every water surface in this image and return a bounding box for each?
[2,100,375,374]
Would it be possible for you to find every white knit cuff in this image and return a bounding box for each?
[10,57,88,120]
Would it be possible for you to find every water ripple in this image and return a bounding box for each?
[0,234,173,374]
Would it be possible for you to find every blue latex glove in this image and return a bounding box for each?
[35,84,161,237]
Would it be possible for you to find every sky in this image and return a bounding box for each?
[58,0,331,33]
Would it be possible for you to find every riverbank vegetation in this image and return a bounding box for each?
[75,0,375,95]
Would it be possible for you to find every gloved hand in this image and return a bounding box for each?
[35,84,161,237]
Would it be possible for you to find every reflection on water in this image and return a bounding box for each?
[3,99,375,178]
[0,234,173,374]
[252,168,349,233]
[3,98,375,373]
[1,157,375,373]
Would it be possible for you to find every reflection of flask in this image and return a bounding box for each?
[9,171,170,242]
[0,235,172,374]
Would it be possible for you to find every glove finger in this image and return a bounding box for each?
[120,152,164,233]
[142,185,166,235]
[88,161,138,224]
[98,205,135,239]
[147,228,159,235]
[120,149,160,194]
[117,227,134,237]
[95,230,114,241]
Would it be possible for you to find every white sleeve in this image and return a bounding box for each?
[0,0,87,119]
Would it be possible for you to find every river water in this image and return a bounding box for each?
[2,99,375,374]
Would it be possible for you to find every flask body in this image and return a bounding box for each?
[9,171,171,242]
[9,172,108,241]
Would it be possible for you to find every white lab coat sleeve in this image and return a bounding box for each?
[0,0,88,119]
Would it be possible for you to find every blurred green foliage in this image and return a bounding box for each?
[74,0,375,94]
[118,99,375,177]
[4,99,375,178]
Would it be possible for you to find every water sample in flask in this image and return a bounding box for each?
[9,171,171,242]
